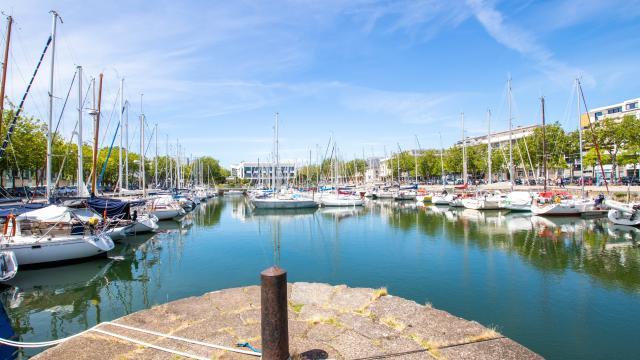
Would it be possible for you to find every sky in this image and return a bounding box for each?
[1,0,639,168]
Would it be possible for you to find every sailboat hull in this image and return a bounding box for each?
[0,234,114,267]
[251,198,318,209]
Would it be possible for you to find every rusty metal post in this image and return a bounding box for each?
[261,266,289,359]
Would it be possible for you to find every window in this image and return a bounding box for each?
[626,102,638,110]
[607,107,622,114]
[594,111,602,120]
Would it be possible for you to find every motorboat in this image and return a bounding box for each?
[0,205,114,266]
[394,190,417,201]
[604,199,640,226]
[105,213,159,240]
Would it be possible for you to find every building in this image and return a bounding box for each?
[584,97,640,125]
[230,161,296,185]
[456,124,539,149]
[581,97,640,180]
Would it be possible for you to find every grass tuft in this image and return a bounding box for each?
[288,301,304,314]
[380,316,405,331]
[466,327,500,343]
[372,287,388,301]
[307,315,342,327]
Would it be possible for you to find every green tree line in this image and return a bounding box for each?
[0,110,228,188]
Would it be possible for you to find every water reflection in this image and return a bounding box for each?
[0,197,638,360]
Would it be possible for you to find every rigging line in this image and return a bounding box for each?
[8,46,46,121]
[12,23,48,121]
[98,86,120,149]
[54,119,79,187]
[0,36,52,161]
[52,68,76,140]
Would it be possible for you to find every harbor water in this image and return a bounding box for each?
[2,196,639,359]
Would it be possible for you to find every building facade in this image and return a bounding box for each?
[230,162,296,185]
[585,97,640,125]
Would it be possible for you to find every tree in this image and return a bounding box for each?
[584,115,639,181]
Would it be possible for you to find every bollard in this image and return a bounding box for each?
[261,266,289,360]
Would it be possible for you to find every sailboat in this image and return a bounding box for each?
[0,13,114,267]
[432,133,453,205]
[251,113,317,209]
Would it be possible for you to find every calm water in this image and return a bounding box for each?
[2,197,640,359]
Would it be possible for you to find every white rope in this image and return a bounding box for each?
[0,321,261,357]
[91,328,212,360]
[103,322,261,356]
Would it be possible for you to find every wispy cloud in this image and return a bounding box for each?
[465,0,593,86]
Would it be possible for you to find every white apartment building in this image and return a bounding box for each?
[456,124,539,149]
[230,162,296,185]
[585,97,640,124]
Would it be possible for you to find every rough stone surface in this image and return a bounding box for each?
[34,283,542,360]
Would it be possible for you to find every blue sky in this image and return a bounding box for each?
[2,0,640,167]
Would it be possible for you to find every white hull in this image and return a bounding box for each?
[151,208,185,220]
[320,197,364,207]
[462,198,502,210]
[394,193,416,201]
[107,215,159,240]
[251,198,318,209]
[375,191,395,199]
[450,198,465,207]
[531,201,589,216]
[432,194,453,205]
[0,234,113,266]
[607,209,640,226]
[503,203,532,212]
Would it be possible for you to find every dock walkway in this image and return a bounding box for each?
[34,283,542,359]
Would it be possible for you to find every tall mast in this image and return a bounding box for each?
[576,79,585,197]
[91,73,103,195]
[154,123,158,187]
[508,77,514,190]
[414,135,419,184]
[461,112,467,185]
[124,102,129,189]
[541,96,547,192]
[140,96,146,197]
[487,109,492,185]
[275,112,279,192]
[118,78,124,193]
[0,16,12,134]
[47,11,60,201]
[76,66,83,193]
[396,144,401,184]
[439,133,445,186]
[165,133,169,188]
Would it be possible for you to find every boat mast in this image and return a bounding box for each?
[124,101,129,190]
[541,96,547,192]
[414,135,419,184]
[439,133,445,186]
[154,123,158,187]
[461,112,467,185]
[0,16,12,134]
[118,78,124,193]
[76,66,83,193]
[47,11,61,201]
[165,134,169,188]
[576,79,585,197]
[487,109,492,185]
[275,112,279,192]
[140,94,146,197]
[508,77,514,191]
[91,73,103,195]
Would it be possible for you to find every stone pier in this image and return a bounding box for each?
[34,283,542,359]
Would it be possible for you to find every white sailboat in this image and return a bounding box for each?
[0,14,114,268]
[250,113,317,210]
[501,191,533,212]
[462,192,504,210]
